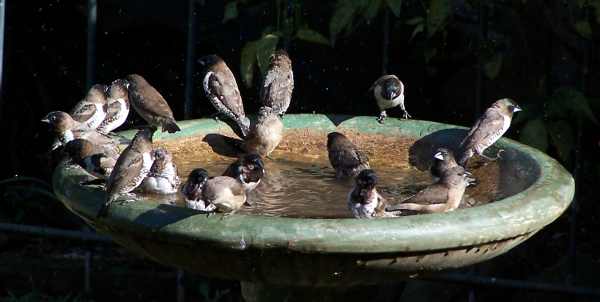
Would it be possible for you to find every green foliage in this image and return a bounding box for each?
[222,2,238,23]
[427,0,450,38]
[296,28,330,45]
[517,87,598,164]
[387,0,403,17]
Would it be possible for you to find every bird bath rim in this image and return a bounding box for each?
[53,114,574,286]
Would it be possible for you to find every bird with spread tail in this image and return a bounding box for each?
[199,54,251,138]
[97,79,130,134]
[98,127,155,217]
[347,169,388,219]
[244,106,284,158]
[140,148,180,194]
[126,74,181,133]
[327,132,370,179]
[370,74,408,123]
[457,98,522,167]
[386,166,472,214]
[70,84,108,130]
[259,50,294,116]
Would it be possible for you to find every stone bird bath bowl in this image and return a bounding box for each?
[53,115,574,301]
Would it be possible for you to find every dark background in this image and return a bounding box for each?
[0,0,599,301]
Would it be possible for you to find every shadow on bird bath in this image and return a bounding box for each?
[408,128,466,171]
[202,133,244,158]
[325,114,353,126]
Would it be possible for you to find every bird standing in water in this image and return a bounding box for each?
[347,169,387,219]
[70,84,108,130]
[386,166,472,214]
[181,168,216,212]
[327,132,370,179]
[199,55,251,138]
[222,153,265,192]
[370,75,408,123]
[98,127,155,217]
[259,50,294,116]
[140,148,180,194]
[244,106,284,158]
[126,74,181,133]
[457,98,522,167]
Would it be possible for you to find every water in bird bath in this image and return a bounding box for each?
[144,129,510,218]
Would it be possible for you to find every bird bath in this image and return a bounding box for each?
[53,114,574,301]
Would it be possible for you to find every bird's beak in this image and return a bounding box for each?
[514,106,522,112]
[41,118,50,123]
[434,152,444,160]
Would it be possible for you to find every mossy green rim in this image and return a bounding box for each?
[53,114,575,254]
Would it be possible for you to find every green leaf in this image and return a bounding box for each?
[549,87,599,124]
[240,41,258,87]
[427,0,450,38]
[223,2,238,23]
[296,28,330,45]
[410,23,424,41]
[405,16,424,25]
[547,120,574,162]
[386,0,403,17]
[255,34,280,75]
[329,1,360,45]
[519,118,548,152]
[484,53,503,79]
[574,20,592,39]
[365,0,383,21]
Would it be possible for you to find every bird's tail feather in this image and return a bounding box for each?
[163,120,181,133]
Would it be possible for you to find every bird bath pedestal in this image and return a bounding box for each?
[53,115,574,302]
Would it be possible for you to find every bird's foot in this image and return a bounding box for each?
[377,111,387,124]
[210,113,221,122]
[480,149,504,161]
[402,111,412,119]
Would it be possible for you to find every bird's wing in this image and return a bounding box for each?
[204,71,245,119]
[329,147,369,170]
[131,86,175,120]
[460,109,505,151]
[71,102,98,123]
[401,184,449,206]
[203,176,246,212]
[260,68,294,112]
[106,148,143,194]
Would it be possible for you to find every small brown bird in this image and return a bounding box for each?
[327,132,370,179]
[181,168,216,212]
[64,138,118,180]
[70,84,108,130]
[347,169,387,218]
[126,74,180,133]
[243,106,284,157]
[42,111,120,151]
[202,176,249,213]
[199,55,251,138]
[386,166,471,214]
[140,148,180,194]
[457,98,522,167]
[370,75,408,123]
[97,79,130,134]
[430,147,459,181]
[222,153,265,192]
[259,50,294,116]
[98,127,155,217]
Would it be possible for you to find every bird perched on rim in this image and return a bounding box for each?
[70,84,108,130]
[369,74,408,123]
[41,111,123,151]
[97,79,130,134]
[198,54,251,138]
[98,127,155,218]
[385,166,472,214]
[140,148,180,194]
[327,132,370,179]
[243,106,284,158]
[259,50,294,116]
[181,168,216,212]
[457,98,522,167]
[347,169,388,219]
[126,74,181,133]
[64,138,118,180]
[222,153,265,192]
